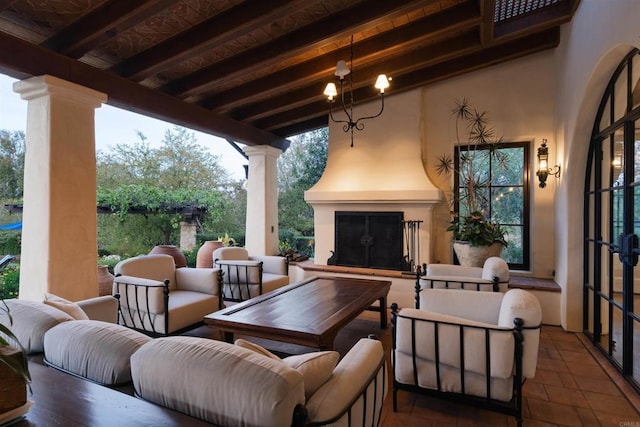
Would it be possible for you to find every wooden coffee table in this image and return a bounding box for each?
[204,276,391,351]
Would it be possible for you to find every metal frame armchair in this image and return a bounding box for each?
[391,287,541,427]
[113,254,223,336]
[213,247,289,304]
[415,257,509,304]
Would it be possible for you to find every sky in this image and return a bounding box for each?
[0,73,249,180]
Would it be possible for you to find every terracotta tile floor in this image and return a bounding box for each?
[190,311,640,426]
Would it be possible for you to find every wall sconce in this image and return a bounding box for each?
[323,35,389,147]
[536,139,561,188]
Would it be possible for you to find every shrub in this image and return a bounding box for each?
[0,262,20,299]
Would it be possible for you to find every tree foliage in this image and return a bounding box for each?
[97,126,244,254]
[277,128,328,236]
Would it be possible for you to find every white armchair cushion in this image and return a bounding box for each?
[216,260,262,284]
[213,246,249,261]
[395,308,515,379]
[176,267,219,295]
[251,255,288,275]
[426,264,482,278]
[113,275,167,314]
[482,257,510,282]
[419,288,504,324]
[114,254,177,290]
[498,289,542,378]
[76,295,119,323]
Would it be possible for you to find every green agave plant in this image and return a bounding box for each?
[436,98,508,248]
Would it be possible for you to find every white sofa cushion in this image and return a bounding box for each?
[213,246,249,261]
[395,308,515,380]
[234,338,280,360]
[44,320,150,385]
[0,299,73,354]
[131,336,305,427]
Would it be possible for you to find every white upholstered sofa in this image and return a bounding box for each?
[131,335,387,427]
[113,254,223,335]
[391,288,541,427]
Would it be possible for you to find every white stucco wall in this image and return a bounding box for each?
[421,51,556,275]
[553,0,640,331]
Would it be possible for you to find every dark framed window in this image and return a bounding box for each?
[454,142,531,270]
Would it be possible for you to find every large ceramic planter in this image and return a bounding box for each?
[0,346,28,419]
[97,265,115,296]
[149,245,187,268]
[196,240,225,268]
[453,241,503,267]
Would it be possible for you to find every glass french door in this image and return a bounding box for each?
[585,48,640,391]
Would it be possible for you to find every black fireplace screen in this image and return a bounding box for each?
[328,211,407,271]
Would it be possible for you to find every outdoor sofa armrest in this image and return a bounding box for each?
[305,338,387,425]
[176,267,222,296]
[77,295,118,323]
[249,255,289,275]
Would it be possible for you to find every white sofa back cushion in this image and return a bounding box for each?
[0,299,72,353]
[212,246,249,261]
[131,336,305,427]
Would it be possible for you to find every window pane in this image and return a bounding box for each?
[614,63,628,122]
[501,225,522,264]
[632,53,640,110]
[634,120,640,184]
[599,96,611,131]
[493,186,523,223]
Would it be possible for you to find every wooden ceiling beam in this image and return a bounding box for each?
[233,31,481,122]
[111,0,309,80]
[161,0,442,98]
[201,1,481,112]
[41,0,174,58]
[263,28,560,133]
[479,0,496,45]
[0,31,286,148]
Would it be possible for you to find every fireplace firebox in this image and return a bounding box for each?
[328,211,406,270]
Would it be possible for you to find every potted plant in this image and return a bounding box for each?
[0,298,31,420]
[436,98,508,266]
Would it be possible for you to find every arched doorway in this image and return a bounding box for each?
[585,48,640,392]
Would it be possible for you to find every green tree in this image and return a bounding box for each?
[97,126,244,254]
[0,130,25,200]
[277,128,328,238]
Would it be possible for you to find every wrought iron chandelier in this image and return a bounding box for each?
[323,35,389,147]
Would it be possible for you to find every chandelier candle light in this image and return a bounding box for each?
[323,35,389,147]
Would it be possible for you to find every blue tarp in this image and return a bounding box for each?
[0,222,21,230]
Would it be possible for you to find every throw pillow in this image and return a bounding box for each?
[43,293,89,320]
[234,338,280,360]
[282,351,339,399]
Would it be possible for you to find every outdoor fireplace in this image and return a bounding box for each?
[329,211,405,270]
[304,90,442,269]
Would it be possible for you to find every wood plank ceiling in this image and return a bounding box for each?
[0,0,579,150]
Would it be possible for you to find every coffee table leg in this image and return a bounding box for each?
[379,296,388,329]
[223,331,234,343]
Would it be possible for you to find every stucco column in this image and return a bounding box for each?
[14,75,106,301]
[243,145,282,256]
[180,221,197,251]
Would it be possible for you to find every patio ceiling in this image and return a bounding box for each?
[0,0,579,150]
